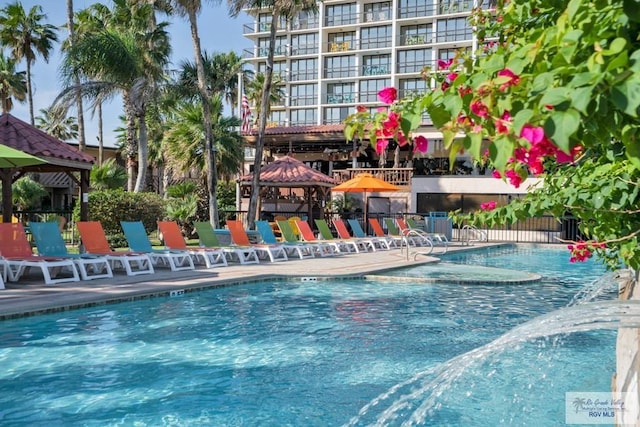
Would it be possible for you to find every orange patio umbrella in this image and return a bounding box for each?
[332,173,400,222]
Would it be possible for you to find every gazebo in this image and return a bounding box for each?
[239,155,337,221]
[0,113,95,222]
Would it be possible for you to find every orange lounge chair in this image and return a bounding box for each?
[332,218,377,252]
[395,217,432,246]
[293,220,340,256]
[368,218,402,248]
[0,223,79,285]
[157,221,227,268]
[226,220,288,262]
[76,221,154,276]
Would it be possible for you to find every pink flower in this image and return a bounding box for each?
[480,201,497,211]
[470,100,489,118]
[497,68,520,91]
[492,170,502,179]
[494,111,511,134]
[413,135,429,153]
[397,131,409,147]
[356,105,367,113]
[376,139,389,155]
[446,72,458,82]
[505,169,523,188]
[520,125,545,144]
[437,58,453,70]
[378,87,397,104]
[376,106,387,113]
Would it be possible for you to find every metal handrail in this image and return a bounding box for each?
[460,224,488,245]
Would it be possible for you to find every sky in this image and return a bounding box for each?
[10,0,252,148]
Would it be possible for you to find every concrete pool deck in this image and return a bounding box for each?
[0,243,498,319]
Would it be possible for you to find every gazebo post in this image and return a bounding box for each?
[80,169,90,221]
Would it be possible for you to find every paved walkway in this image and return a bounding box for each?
[0,244,491,319]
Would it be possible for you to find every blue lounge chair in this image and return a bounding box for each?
[30,222,113,281]
[120,221,195,271]
[347,219,391,250]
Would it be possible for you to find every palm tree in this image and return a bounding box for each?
[0,2,58,125]
[90,158,127,190]
[58,2,171,192]
[66,0,86,152]
[36,107,79,141]
[227,0,318,228]
[0,52,27,113]
[245,72,285,127]
[166,0,221,227]
[163,95,244,181]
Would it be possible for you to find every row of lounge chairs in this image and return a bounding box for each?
[0,216,447,287]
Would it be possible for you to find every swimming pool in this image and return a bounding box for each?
[0,245,616,426]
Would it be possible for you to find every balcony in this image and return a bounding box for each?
[397,4,437,19]
[332,168,413,189]
[326,93,355,104]
[402,34,430,46]
[363,9,392,23]
[362,65,389,76]
[328,41,352,53]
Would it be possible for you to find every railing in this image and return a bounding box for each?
[332,168,413,188]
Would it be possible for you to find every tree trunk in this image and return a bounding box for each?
[67,0,86,152]
[97,101,104,165]
[247,10,279,229]
[26,60,34,125]
[134,111,148,192]
[123,94,137,192]
[188,9,219,228]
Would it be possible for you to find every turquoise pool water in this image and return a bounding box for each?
[0,245,615,426]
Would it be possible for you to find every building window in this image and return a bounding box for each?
[438,47,471,63]
[359,78,391,102]
[268,110,287,127]
[290,58,318,81]
[258,61,287,81]
[326,83,355,104]
[290,108,317,125]
[325,3,356,27]
[257,13,287,32]
[292,10,319,30]
[363,2,392,22]
[324,55,355,79]
[362,54,391,76]
[258,36,287,57]
[328,31,355,52]
[290,84,318,106]
[324,107,351,124]
[398,0,436,19]
[436,18,472,42]
[360,26,392,50]
[438,0,474,14]
[400,24,432,46]
[399,78,428,98]
[291,33,318,55]
[397,49,433,74]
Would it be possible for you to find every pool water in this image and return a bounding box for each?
[0,245,615,426]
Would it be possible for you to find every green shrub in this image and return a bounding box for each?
[73,189,165,235]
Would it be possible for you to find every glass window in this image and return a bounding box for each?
[363,2,392,22]
[397,49,433,74]
[326,83,355,104]
[258,61,287,81]
[290,58,318,81]
[292,10,319,30]
[290,108,317,125]
[398,0,436,19]
[399,78,428,98]
[439,0,474,14]
[257,13,287,31]
[328,32,356,52]
[258,36,287,56]
[436,18,472,42]
[325,3,356,26]
[291,33,318,55]
[359,78,391,102]
[362,54,391,76]
[290,84,318,106]
[324,55,355,79]
[324,107,352,124]
[360,26,392,50]
[400,24,432,46]
[268,110,287,127]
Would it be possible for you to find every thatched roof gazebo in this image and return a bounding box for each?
[0,113,95,222]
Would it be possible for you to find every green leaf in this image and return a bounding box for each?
[513,109,534,134]
[344,124,356,141]
[544,109,581,153]
[611,74,640,117]
[442,129,457,149]
[571,86,593,114]
[443,94,463,117]
[482,54,506,74]
[540,87,570,107]
[531,73,554,94]
[621,124,640,169]
[603,38,627,56]
[605,51,629,72]
[427,105,452,128]
[468,131,483,161]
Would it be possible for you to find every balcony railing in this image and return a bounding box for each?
[401,34,431,46]
[332,168,413,189]
[326,93,355,104]
[328,41,353,52]
[397,4,437,19]
[324,66,357,79]
[362,64,390,76]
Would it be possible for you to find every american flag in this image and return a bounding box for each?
[241,94,252,133]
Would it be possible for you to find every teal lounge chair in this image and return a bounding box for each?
[29,221,113,281]
[255,221,314,259]
[120,221,195,271]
